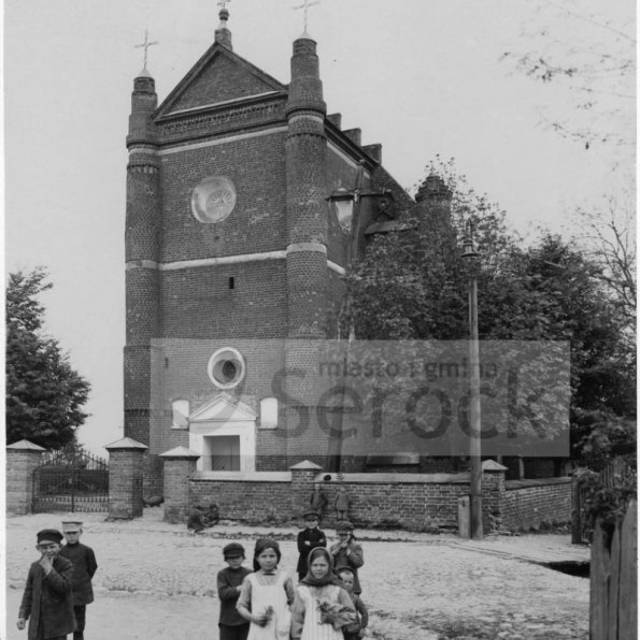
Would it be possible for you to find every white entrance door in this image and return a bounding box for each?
[188,394,257,472]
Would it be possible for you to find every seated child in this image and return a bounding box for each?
[338,568,369,640]
[217,543,252,640]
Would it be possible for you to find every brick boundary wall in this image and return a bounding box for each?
[185,463,511,533]
[502,477,572,532]
[167,458,573,534]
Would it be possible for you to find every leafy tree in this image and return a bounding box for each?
[6,268,91,449]
[344,163,635,468]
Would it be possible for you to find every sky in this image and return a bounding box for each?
[4,0,635,456]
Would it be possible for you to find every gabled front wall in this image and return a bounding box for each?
[158,130,288,262]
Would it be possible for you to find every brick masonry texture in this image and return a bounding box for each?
[502,477,572,531]
[6,450,43,515]
[123,34,464,493]
[108,449,145,519]
[171,50,277,112]
[183,465,573,533]
[159,133,288,263]
[186,469,502,532]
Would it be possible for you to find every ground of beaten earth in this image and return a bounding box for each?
[5,510,589,640]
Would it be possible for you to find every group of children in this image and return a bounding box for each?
[17,512,366,640]
[217,511,368,640]
[17,521,98,640]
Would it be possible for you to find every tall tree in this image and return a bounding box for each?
[345,167,635,463]
[6,268,91,449]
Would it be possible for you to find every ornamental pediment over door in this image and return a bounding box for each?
[155,44,286,118]
[189,392,257,423]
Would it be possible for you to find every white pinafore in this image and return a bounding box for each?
[246,571,292,640]
[297,584,345,640]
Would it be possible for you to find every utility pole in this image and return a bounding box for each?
[462,221,483,539]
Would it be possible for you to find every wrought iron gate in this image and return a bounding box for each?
[32,446,109,513]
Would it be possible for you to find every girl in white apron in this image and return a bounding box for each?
[291,547,356,640]
[237,538,295,640]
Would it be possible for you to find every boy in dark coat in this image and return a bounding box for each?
[17,528,75,640]
[296,511,327,582]
[59,521,98,640]
[216,542,251,640]
[338,568,369,639]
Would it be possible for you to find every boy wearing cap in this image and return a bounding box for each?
[217,542,251,640]
[17,529,75,640]
[296,511,327,582]
[59,521,98,640]
[330,521,364,595]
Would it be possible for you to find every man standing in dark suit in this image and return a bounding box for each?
[59,521,98,640]
[17,528,75,640]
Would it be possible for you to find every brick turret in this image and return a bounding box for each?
[282,36,330,468]
[124,71,160,460]
[285,36,328,339]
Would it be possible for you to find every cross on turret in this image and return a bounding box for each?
[293,0,320,36]
[134,29,158,75]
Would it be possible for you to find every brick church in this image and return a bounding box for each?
[124,8,450,492]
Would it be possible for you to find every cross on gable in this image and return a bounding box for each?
[293,0,320,36]
[134,29,158,73]
[217,0,231,11]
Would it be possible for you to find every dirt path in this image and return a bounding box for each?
[5,512,589,639]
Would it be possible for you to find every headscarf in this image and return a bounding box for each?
[252,537,281,572]
[300,546,342,587]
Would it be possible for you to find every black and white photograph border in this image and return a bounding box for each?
[4,1,636,639]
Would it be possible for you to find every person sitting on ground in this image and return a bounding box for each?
[187,505,206,533]
[203,503,220,528]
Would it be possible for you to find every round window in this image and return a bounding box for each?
[207,347,246,389]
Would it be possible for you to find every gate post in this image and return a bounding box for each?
[160,446,200,523]
[6,439,46,515]
[105,437,148,519]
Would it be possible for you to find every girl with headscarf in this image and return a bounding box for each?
[291,547,356,640]
[237,538,295,640]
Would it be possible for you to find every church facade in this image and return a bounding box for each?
[124,10,440,492]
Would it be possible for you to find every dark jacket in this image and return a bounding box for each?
[217,566,252,626]
[19,555,75,640]
[343,592,369,633]
[59,542,98,605]
[329,539,364,594]
[296,528,327,576]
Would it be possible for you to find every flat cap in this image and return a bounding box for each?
[335,520,354,532]
[37,529,63,544]
[223,542,245,558]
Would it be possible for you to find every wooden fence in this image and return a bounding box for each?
[590,499,637,639]
[573,458,636,544]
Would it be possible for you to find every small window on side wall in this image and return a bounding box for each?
[259,397,278,429]
[171,399,190,429]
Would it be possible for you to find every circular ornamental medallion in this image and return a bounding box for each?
[190,176,237,223]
